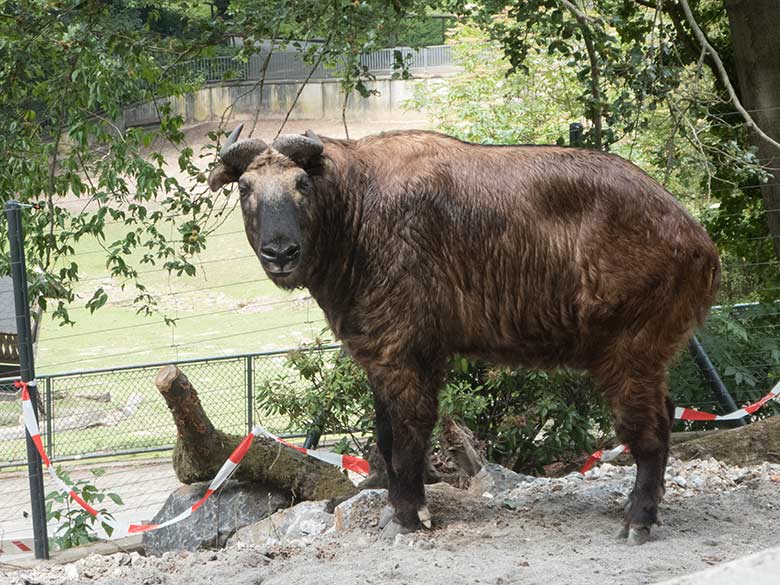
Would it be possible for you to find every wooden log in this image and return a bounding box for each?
[154,364,355,502]
[671,415,780,466]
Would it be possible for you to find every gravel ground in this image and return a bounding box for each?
[3,457,780,585]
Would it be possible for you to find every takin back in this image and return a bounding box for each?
[207,126,720,545]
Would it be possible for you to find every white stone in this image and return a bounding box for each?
[229,500,334,546]
[334,489,388,531]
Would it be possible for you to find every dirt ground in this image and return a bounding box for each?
[4,457,780,585]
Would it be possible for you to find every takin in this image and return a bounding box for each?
[207,124,720,545]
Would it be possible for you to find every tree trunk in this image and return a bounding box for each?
[154,365,355,502]
[726,0,780,259]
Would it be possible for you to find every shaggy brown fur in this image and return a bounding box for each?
[214,129,720,541]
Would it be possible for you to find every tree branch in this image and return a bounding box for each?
[678,0,780,153]
[560,0,602,148]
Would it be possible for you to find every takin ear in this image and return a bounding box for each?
[208,124,268,192]
[271,130,324,170]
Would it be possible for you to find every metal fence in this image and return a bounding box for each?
[180,45,454,84]
[0,345,340,469]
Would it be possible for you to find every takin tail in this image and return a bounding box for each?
[695,251,721,327]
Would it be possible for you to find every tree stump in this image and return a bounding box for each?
[154,365,355,502]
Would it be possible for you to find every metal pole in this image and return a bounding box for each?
[245,355,253,433]
[569,122,584,147]
[688,335,746,427]
[45,377,53,456]
[5,200,49,559]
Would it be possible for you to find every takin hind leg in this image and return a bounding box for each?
[595,368,674,545]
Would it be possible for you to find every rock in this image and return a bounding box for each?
[64,564,79,580]
[229,500,334,547]
[585,468,601,480]
[334,489,388,531]
[673,476,687,488]
[468,463,535,499]
[143,480,289,556]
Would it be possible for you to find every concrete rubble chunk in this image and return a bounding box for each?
[142,480,289,556]
[229,500,334,547]
[467,463,535,499]
[334,489,388,532]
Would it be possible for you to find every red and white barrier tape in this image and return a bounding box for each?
[14,380,369,541]
[581,380,780,474]
[0,539,32,554]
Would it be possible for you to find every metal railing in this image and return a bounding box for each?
[179,45,454,84]
[0,345,340,468]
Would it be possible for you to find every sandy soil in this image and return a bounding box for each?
[4,457,780,585]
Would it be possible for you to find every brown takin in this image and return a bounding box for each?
[207,124,720,545]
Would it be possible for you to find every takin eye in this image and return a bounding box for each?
[238,182,249,198]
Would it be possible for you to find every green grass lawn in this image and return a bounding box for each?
[36,206,327,374]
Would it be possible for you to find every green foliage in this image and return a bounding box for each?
[258,343,613,473]
[0,0,443,328]
[408,23,579,145]
[669,305,780,424]
[440,359,612,474]
[256,341,375,455]
[45,467,123,550]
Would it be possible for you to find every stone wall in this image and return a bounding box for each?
[123,76,437,128]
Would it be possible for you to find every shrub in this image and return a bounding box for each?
[45,467,123,550]
[440,359,612,474]
[257,345,613,473]
[256,341,374,456]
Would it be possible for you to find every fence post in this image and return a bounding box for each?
[569,122,584,147]
[5,200,49,559]
[688,335,746,427]
[45,376,53,456]
[246,355,254,433]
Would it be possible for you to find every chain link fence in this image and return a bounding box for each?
[0,346,340,469]
[178,45,454,84]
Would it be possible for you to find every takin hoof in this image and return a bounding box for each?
[418,505,432,529]
[616,524,652,545]
[380,519,416,540]
[378,505,395,529]
[627,526,651,546]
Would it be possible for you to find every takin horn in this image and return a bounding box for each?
[272,130,323,168]
[208,123,268,192]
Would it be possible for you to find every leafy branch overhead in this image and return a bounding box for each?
[2,0,779,331]
[0,0,441,326]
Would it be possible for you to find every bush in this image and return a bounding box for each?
[257,344,613,474]
[440,359,612,474]
[256,341,375,456]
[45,467,123,550]
[669,304,780,427]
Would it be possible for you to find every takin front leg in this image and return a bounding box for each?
[598,370,674,545]
[367,363,441,536]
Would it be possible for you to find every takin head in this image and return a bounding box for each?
[207,124,324,289]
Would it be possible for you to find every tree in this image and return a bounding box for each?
[725,0,780,259]
[0,0,439,328]
[453,0,780,274]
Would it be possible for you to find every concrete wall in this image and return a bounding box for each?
[123,77,434,128]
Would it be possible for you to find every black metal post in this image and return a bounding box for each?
[688,335,746,427]
[5,200,50,559]
[569,122,584,147]
[245,355,253,433]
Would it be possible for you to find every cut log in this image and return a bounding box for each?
[671,415,780,466]
[154,364,355,502]
[440,416,487,478]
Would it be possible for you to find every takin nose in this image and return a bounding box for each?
[259,242,301,274]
